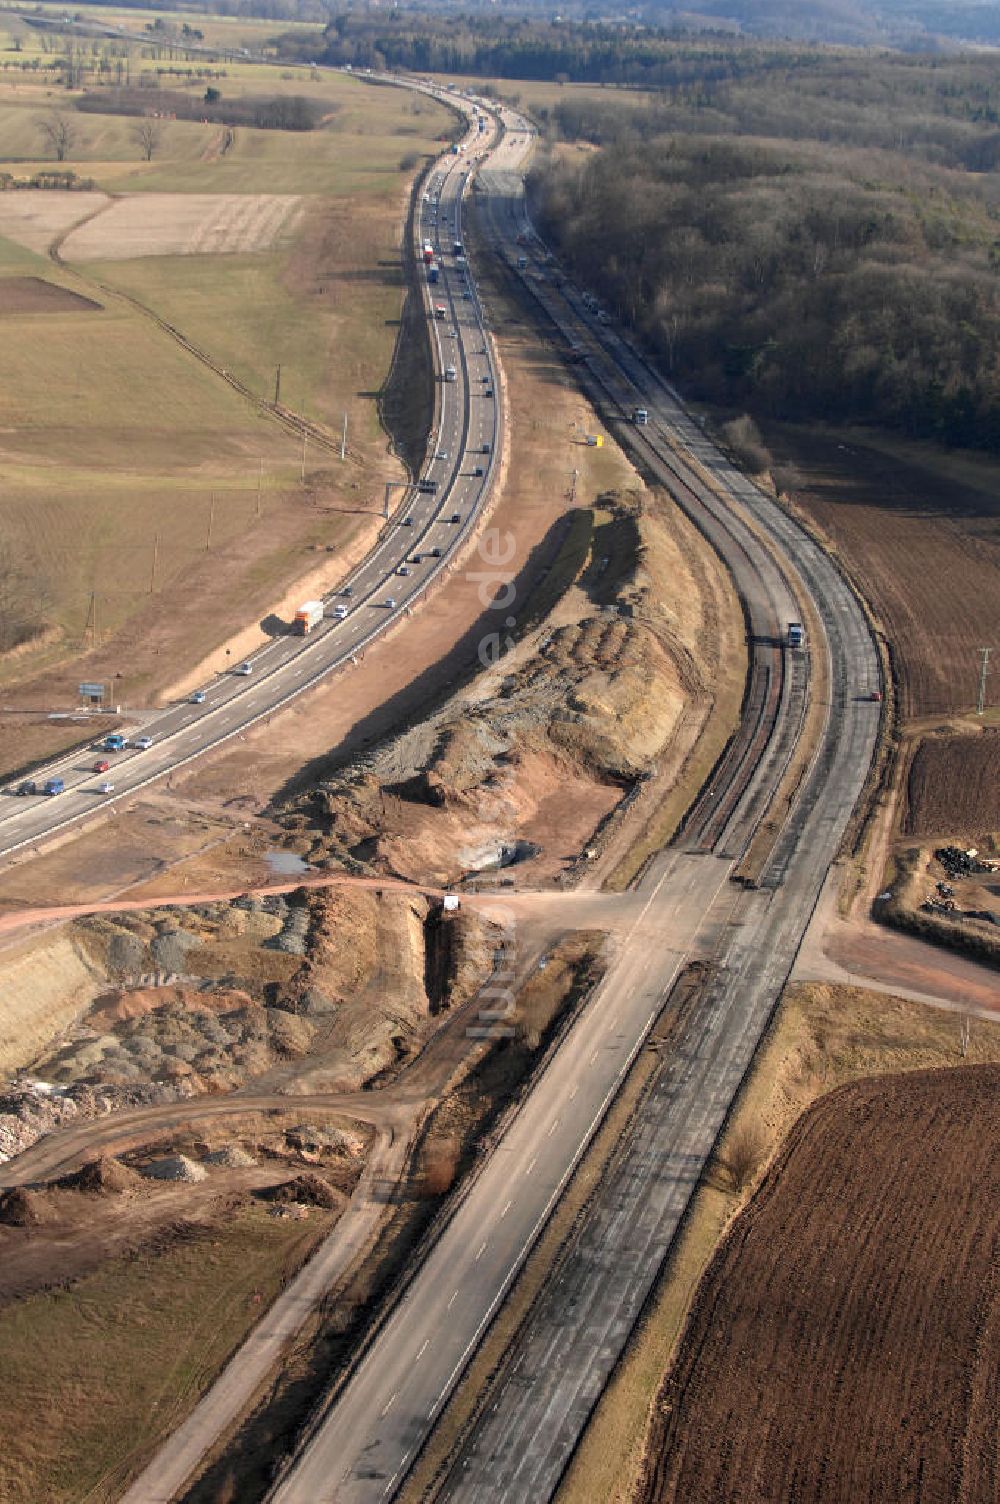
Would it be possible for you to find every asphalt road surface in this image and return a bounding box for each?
[0,117,500,863]
[267,97,881,1504]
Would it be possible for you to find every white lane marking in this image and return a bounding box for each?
[589,1049,599,1065]
[501,1199,512,1218]
[416,1339,430,1361]
[525,1156,537,1176]
[447,1289,459,1310]
[475,1241,487,1262]
[380,1393,397,1418]
[569,1084,578,1102]
[547,1118,559,1138]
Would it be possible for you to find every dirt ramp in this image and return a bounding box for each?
[641,1064,1000,1504]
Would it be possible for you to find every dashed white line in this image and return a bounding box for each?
[501,1199,512,1218]
[475,1241,488,1262]
[447,1289,459,1310]
[416,1339,430,1361]
[525,1156,537,1177]
[380,1393,397,1418]
[547,1119,559,1138]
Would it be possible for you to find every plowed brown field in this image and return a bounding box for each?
[904,729,1000,839]
[769,427,1000,719]
[641,1066,1000,1504]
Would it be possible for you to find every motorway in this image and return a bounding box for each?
[266,96,882,1504]
[0,112,499,863]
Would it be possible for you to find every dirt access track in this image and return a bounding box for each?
[640,1064,1000,1504]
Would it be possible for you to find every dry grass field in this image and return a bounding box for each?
[0,57,452,766]
[639,1065,1000,1504]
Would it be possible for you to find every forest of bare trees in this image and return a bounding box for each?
[530,51,1000,450]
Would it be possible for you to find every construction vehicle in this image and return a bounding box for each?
[294,600,324,635]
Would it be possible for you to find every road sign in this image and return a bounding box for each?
[79,682,105,699]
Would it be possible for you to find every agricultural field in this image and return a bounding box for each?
[768,424,1000,721]
[903,727,1000,840]
[0,50,453,768]
[639,1064,1000,1504]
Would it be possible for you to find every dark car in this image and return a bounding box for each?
[472,466,484,477]
[16,779,37,797]
[450,512,461,524]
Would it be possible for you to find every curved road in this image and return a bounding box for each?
[0,111,500,863]
[266,95,881,1504]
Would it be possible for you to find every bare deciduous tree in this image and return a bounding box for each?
[133,116,162,162]
[38,110,75,162]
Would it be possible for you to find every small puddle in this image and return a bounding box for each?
[265,849,311,877]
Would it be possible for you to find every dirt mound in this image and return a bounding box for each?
[0,276,102,316]
[259,1172,341,1209]
[0,1186,46,1226]
[640,1064,1000,1504]
[61,1156,142,1195]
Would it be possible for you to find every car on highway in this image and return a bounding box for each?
[397,565,411,577]
[16,780,37,797]
[97,780,114,795]
[430,546,442,557]
[403,516,414,527]
[191,690,207,704]
[236,661,253,676]
[481,442,491,453]
[450,512,461,523]
[43,777,64,796]
[134,736,153,751]
[462,290,472,299]
[384,596,396,609]
[94,759,111,773]
[484,388,494,398]
[472,466,484,477]
[334,604,349,619]
[435,449,449,461]
[411,554,422,564]
[342,583,353,596]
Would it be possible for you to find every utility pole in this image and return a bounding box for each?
[256,458,263,520]
[274,364,281,406]
[341,411,348,461]
[976,646,992,715]
[301,430,307,483]
[149,534,159,594]
[206,492,215,551]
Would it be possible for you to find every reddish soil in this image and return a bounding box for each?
[641,1065,1000,1504]
[903,729,1000,839]
[768,426,1000,719]
[0,276,101,315]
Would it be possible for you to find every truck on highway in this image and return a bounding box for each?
[422,242,434,264]
[516,255,528,270]
[434,303,447,320]
[43,776,64,796]
[453,239,463,255]
[294,600,324,634]
[787,621,805,648]
[103,733,127,752]
[428,263,439,284]
[444,364,457,382]
[633,408,649,426]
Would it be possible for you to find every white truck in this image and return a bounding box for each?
[294,600,324,634]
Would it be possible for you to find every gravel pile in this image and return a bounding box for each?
[205,1144,257,1168]
[141,1154,207,1183]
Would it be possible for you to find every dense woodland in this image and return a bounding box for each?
[528,51,1000,450]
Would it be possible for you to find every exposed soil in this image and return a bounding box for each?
[0,189,110,253]
[56,193,304,262]
[640,1064,1000,1504]
[0,1111,368,1308]
[903,727,1000,839]
[0,276,102,314]
[767,424,1000,720]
